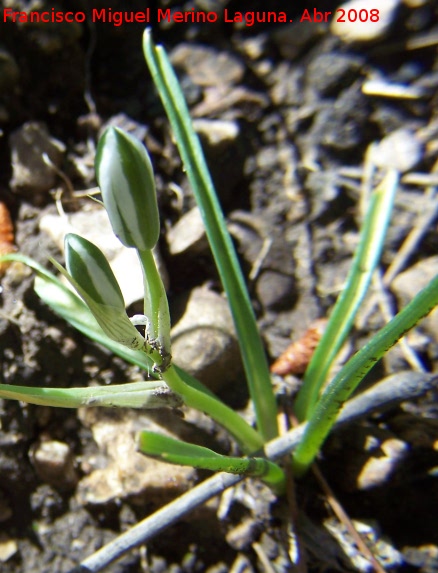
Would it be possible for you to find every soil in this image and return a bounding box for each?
[0,0,438,572]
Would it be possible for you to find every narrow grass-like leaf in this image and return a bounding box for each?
[292,271,438,476]
[0,381,181,409]
[143,29,278,441]
[295,170,399,421]
[137,431,285,489]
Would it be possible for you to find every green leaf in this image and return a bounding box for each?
[292,271,438,476]
[0,381,182,409]
[137,431,285,489]
[96,126,160,250]
[295,170,399,421]
[143,29,278,442]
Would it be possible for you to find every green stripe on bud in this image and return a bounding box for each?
[62,233,145,350]
[95,127,160,251]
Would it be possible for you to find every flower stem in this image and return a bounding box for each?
[137,248,172,369]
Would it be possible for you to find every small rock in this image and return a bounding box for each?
[255,270,295,311]
[194,119,246,204]
[258,532,279,560]
[326,425,409,491]
[226,517,259,551]
[30,439,78,490]
[272,21,327,60]
[363,79,428,99]
[238,34,267,61]
[331,0,401,43]
[193,118,239,147]
[30,484,65,520]
[370,128,423,173]
[310,86,369,151]
[77,409,195,506]
[305,171,341,218]
[170,286,241,392]
[391,256,438,338]
[9,122,66,200]
[171,44,244,87]
[357,437,408,490]
[229,211,295,311]
[228,210,264,268]
[167,207,207,256]
[101,113,148,142]
[306,53,364,96]
[270,64,304,107]
[0,535,18,562]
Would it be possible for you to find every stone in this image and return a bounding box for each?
[167,207,207,256]
[310,86,369,151]
[9,122,66,199]
[255,270,295,311]
[272,21,326,60]
[0,535,18,562]
[30,440,78,490]
[391,256,438,338]
[370,128,423,173]
[228,210,265,268]
[77,409,195,506]
[356,437,408,490]
[170,286,242,392]
[331,0,401,43]
[193,118,239,147]
[170,44,244,87]
[306,53,364,96]
[193,118,246,204]
[324,518,403,571]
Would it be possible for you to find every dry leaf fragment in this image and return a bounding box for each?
[0,201,17,276]
[271,319,328,376]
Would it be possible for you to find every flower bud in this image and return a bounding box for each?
[66,233,124,310]
[64,233,145,350]
[95,127,160,251]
